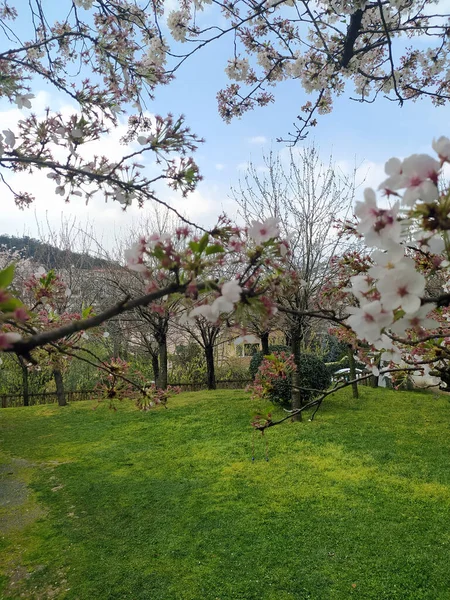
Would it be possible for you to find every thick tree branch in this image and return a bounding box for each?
[7,280,207,355]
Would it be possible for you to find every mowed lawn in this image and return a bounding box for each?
[1,388,450,600]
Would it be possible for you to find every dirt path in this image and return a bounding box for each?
[0,457,45,534]
[0,456,48,599]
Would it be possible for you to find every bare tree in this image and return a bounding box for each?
[175,312,225,390]
[233,144,356,418]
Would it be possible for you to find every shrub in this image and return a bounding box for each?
[249,345,290,380]
[321,334,348,363]
[249,347,331,407]
[247,351,296,407]
[216,358,251,382]
[298,354,331,402]
[169,343,207,384]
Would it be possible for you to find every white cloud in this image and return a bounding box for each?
[215,163,225,171]
[0,97,216,249]
[248,135,267,145]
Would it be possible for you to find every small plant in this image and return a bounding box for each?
[136,384,181,411]
[95,357,142,410]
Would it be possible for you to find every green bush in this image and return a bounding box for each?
[249,347,331,406]
[249,345,290,380]
[269,371,292,406]
[169,343,207,384]
[298,354,331,402]
[216,358,251,382]
[321,334,348,363]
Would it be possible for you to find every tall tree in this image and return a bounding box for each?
[234,145,356,417]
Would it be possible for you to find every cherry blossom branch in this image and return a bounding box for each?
[0,155,207,232]
[52,343,149,396]
[255,366,428,431]
[6,280,207,356]
[376,0,403,105]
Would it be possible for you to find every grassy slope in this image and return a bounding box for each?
[1,388,450,599]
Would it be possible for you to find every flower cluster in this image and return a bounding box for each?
[136,384,181,411]
[336,137,450,379]
[247,351,297,407]
[124,215,287,329]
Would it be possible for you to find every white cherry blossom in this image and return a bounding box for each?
[210,295,234,318]
[379,154,440,207]
[346,300,393,344]
[377,266,425,314]
[225,58,250,81]
[124,240,147,272]
[373,334,402,364]
[354,188,401,249]
[2,129,15,147]
[167,10,190,42]
[432,136,450,162]
[247,217,280,244]
[390,305,439,335]
[221,280,242,303]
[347,275,372,304]
[15,93,34,109]
[188,303,217,322]
[368,254,414,280]
[413,231,445,255]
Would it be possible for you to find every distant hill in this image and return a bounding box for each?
[0,235,111,270]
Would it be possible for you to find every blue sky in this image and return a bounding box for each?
[2,2,450,249]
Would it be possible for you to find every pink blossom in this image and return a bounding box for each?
[148,233,171,247]
[13,307,29,322]
[0,331,22,349]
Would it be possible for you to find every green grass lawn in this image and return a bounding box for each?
[1,388,450,599]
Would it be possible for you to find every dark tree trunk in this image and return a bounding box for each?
[290,324,303,422]
[18,356,29,407]
[53,369,67,406]
[348,345,359,399]
[151,353,159,384]
[156,334,168,389]
[261,331,270,356]
[205,344,216,390]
